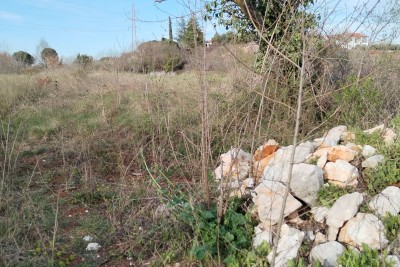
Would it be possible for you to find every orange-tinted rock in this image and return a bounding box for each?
[253,153,275,178]
[326,145,357,162]
[253,144,279,162]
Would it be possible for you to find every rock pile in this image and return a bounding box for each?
[214,124,399,266]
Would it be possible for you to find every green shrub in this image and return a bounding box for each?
[354,128,400,194]
[133,40,184,73]
[175,198,267,266]
[74,53,93,66]
[333,76,385,127]
[12,51,35,66]
[337,244,393,267]
[383,213,400,241]
[317,185,354,208]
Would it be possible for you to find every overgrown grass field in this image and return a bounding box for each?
[1,47,400,266]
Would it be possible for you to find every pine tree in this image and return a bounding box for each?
[178,15,204,48]
[168,16,173,41]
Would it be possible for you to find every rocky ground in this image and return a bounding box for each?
[214,124,400,266]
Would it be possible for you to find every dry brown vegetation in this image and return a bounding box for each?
[1,39,400,266]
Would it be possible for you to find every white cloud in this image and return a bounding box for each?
[0,11,23,22]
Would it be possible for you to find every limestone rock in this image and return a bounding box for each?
[267,224,305,267]
[253,153,276,179]
[253,225,273,248]
[310,241,345,267]
[387,255,400,267]
[362,155,384,169]
[362,145,376,158]
[311,206,329,223]
[316,125,347,148]
[86,242,101,251]
[341,131,356,142]
[268,141,315,166]
[346,143,363,153]
[253,180,303,225]
[326,145,357,162]
[262,162,323,205]
[83,235,93,242]
[326,192,363,240]
[214,148,251,181]
[253,144,280,161]
[317,151,328,169]
[154,204,171,219]
[235,178,255,198]
[364,124,397,145]
[338,213,388,250]
[314,232,327,245]
[324,160,359,187]
[369,186,400,217]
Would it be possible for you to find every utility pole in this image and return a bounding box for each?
[131,1,137,52]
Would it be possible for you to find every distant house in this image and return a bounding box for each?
[205,40,212,48]
[328,32,369,49]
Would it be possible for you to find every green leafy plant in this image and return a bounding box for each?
[175,198,266,266]
[333,76,384,127]
[317,185,354,208]
[383,213,400,241]
[337,244,393,267]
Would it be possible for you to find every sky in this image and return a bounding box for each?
[1,0,398,60]
[0,0,219,59]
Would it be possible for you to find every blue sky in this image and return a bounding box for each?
[1,0,397,59]
[0,0,219,59]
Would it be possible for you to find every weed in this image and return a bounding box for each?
[175,197,267,266]
[337,244,393,267]
[317,185,354,208]
[383,213,400,242]
[364,156,400,195]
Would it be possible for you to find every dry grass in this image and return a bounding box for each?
[1,45,400,266]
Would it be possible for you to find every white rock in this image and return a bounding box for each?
[83,235,93,242]
[312,206,329,223]
[362,155,384,169]
[324,160,359,187]
[154,204,171,219]
[86,242,101,251]
[362,145,376,158]
[266,139,279,146]
[341,131,356,142]
[369,186,400,217]
[262,162,323,205]
[235,178,255,198]
[314,232,327,245]
[387,255,400,267]
[214,148,251,181]
[310,241,345,267]
[346,143,363,153]
[363,124,385,134]
[268,141,315,165]
[364,124,397,145]
[306,231,316,241]
[253,180,303,225]
[253,225,273,248]
[338,213,388,250]
[327,226,340,241]
[326,145,358,162]
[383,128,397,145]
[316,125,347,148]
[317,151,328,169]
[267,224,305,267]
[326,192,363,240]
